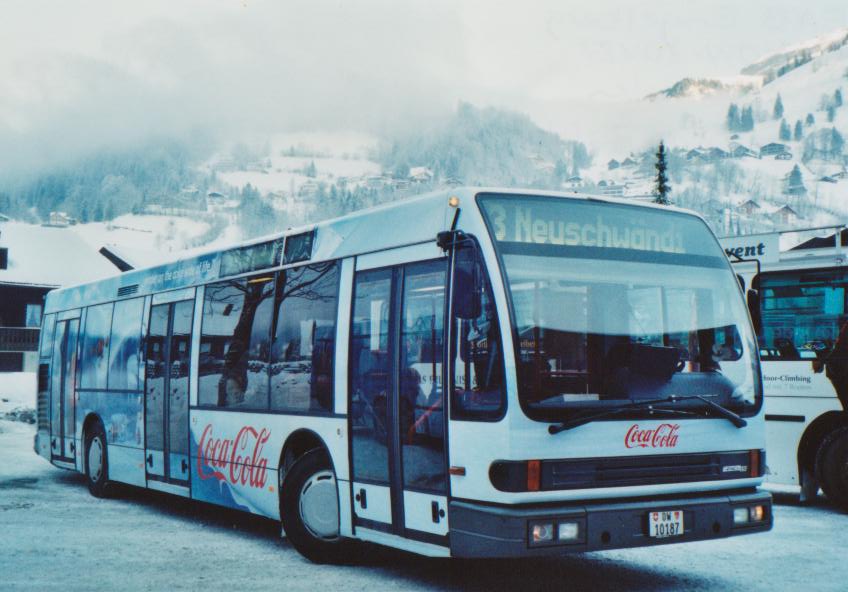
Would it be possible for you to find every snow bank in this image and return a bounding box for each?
[0,372,36,423]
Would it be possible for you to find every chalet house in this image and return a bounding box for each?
[686,147,728,163]
[409,167,434,183]
[775,152,793,160]
[565,175,582,189]
[729,143,757,159]
[736,199,761,215]
[773,205,801,225]
[46,211,77,227]
[760,143,788,157]
[708,147,730,160]
[820,176,838,184]
[0,221,121,373]
[596,180,625,197]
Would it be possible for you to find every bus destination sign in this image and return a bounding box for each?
[480,196,721,256]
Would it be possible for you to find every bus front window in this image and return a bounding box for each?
[479,194,760,422]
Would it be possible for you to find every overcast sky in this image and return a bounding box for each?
[1,0,846,169]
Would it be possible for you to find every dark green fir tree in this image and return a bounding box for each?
[773,94,784,119]
[653,141,671,205]
[794,120,803,141]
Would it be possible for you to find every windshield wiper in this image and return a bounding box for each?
[676,395,748,429]
[548,394,747,435]
[548,397,695,434]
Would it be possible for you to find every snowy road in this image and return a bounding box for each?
[1,419,845,592]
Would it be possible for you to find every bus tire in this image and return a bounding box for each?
[281,449,349,563]
[85,422,111,498]
[818,427,848,511]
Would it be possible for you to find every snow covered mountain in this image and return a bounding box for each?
[646,76,762,100]
[574,28,848,236]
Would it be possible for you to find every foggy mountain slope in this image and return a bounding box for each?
[0,103,593,260]
[1,24,847,258]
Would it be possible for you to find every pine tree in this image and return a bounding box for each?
[785,164,806,196]
[828,105,837,122]
[833,128,845,159]
[727,103,740,131]
[773,94,784,119]
[779,119,791,141]
[836,89,844,108]
[806,113,816,126]
[794,120,803,141]
[653,141,671,205]
[741,106,755,131]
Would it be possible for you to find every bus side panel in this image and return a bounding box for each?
[189,409,347,521]
[77,390,146,487]
[760,360,843,486]
[764,396,842,486]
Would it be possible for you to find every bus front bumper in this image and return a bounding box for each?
[449,490,772,557]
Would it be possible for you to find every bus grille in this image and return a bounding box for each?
[545,452,742,489]
[490,451,759,492]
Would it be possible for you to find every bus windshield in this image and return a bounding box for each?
[479,194,761,422]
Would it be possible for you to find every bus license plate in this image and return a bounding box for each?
[648,510,683,538]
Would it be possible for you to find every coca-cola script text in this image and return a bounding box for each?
[197,424,271,488]
[625,423,680,449]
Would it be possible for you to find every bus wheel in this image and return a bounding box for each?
[85,423,111,498]
[818,427,848,511]
[281,449,348,563]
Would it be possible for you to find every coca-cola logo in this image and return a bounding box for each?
[625,423,680,449]
[197,424,271,489]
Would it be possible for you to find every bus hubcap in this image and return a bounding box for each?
[88,437,103,482]
[299,470,339,539]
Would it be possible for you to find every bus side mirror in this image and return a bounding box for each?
[747,289,762,337]
[454,245,482,320]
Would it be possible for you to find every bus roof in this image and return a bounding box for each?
[43,187,709,313]
[720,224,848,271]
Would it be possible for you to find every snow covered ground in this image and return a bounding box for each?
[0,373,35,422]
[1,419,846,591]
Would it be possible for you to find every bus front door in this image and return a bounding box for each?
[144,299,194,485]
[50,317,79,463]
[349,251,449,545]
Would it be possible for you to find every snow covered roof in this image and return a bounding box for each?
[0,221,121,288]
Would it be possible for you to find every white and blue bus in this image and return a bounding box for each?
[723,227,848,511]
[35,188,771,562]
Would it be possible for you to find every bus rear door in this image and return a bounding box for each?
[50,313,80,463]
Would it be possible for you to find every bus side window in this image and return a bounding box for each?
[270,261,340,413]
[451,243,506,420]
[108,298,145,391]
[80,302,114,389]
[759,271,844,361]
[39,313,56,358]
[199,278,274,409]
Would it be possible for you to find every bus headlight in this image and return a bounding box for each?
[529,520,583,545]
[557,521,581,542]
[733,505,766,525]
[530,522,555,544]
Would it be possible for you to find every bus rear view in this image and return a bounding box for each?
[446,193,771,556]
